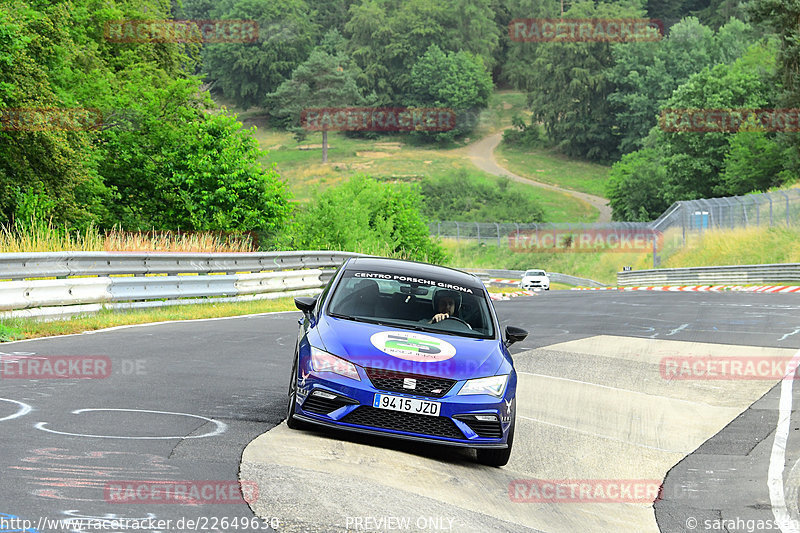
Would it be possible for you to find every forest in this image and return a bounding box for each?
[0,0,796,258]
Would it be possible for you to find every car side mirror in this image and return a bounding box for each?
[294,296,317,315]
[504,325,528,347]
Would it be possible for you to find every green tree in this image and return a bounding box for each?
[266,45,369,161]
[513,0,645,162]
[0,0,294,237]
[344,0,498,105]
[750,0,800,181]
[202,0,318,109]
[721,121,785,195]
[503,0,560,92]
[405,45,493,141]
[605,147,670,221]
[0,1,107,226]
[608,17,755,154]
[293,175,446,262]
[659,42,778,200]
[98,79,292,234]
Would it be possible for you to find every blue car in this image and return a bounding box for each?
[287,257,528,467]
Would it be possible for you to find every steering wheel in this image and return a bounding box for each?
[441,316,472,330]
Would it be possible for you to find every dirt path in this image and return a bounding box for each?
[466,131,612,222]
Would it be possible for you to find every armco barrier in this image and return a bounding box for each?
[0,250,359,280]
[617,263,800,286]
[466,268,606,288]
[0,251,362,319]
[0,251,619,320]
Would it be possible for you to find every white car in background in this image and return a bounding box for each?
[520,269,550,291]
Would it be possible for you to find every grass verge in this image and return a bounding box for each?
[496,142,611,198]
[0,298,299,342]
[442,225,800,286]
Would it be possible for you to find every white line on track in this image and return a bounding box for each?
[779,329,800,342]
[770,348,800,533]
[34,408,227,440]
[666,323,690,336]
[0,398,33,422]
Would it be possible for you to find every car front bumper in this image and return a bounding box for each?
[292,367,515,448]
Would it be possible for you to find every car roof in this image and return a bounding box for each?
[344,257,482,287]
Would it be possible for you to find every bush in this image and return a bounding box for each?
[291,175,446,263]
[419,170,545,223]
[502,114,546,148]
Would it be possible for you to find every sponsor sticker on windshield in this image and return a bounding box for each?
[371,331,456,362]
[352,272,476,294]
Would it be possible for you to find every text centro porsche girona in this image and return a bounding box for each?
[287,257,528,467]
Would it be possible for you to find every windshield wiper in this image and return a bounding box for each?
[329,313,389,326]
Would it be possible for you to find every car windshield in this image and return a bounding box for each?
[525,270,546,276]
[327,270,495,339]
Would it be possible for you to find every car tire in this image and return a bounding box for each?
[475,407,515,467]
[286,356,308,430]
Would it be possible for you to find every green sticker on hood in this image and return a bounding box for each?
[370,331,456,362]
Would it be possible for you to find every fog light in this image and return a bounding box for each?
[474,415,498,422]
[312,390,337,400]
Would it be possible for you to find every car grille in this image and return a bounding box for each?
[453,415,503,438]
[302,394,357,415]
[365,368,456,398]
[341,407,464,439]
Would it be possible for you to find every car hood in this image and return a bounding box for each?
[523,275,549,281]
[312,315,506,381]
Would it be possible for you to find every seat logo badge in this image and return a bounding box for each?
[403,378,417,389]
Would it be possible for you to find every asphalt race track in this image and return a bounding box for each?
[1,291,799,533]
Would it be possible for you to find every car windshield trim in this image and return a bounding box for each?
[329,312,492,339]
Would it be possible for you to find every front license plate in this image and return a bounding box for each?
[373,394,441,416]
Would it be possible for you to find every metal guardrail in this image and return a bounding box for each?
[0,251,359,280]
[617,263,800,286]
[0,251,362,319]
[466,268,606,288]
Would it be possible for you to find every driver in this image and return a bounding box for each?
[430,289,462,324]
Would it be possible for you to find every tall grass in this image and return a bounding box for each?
[441,225,800,285]
[0,218,255,253]
[0,218,103,252]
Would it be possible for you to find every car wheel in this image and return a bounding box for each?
[286,357,308,430]
[475,408,515,467]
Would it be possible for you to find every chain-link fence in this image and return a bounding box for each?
[429,221,653,243]
[650,189,800,243]
[430,189,800,244]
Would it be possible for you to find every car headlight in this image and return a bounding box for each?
[458,375,509,397]
[310,347,361,381]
